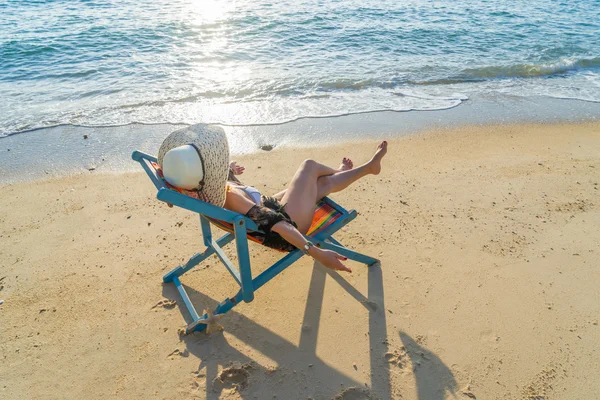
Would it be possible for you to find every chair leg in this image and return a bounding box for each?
[185,290,244,334]
[317,240,379,266]
[173,277,242,334]
[172,276,201,332]
[163,232,235,282]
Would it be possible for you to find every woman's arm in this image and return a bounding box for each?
[224,190,351,272]
[272,221,351,272]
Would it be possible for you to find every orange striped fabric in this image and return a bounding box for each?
[306,201,342,236]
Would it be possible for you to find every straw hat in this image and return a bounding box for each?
[158,124,230,207]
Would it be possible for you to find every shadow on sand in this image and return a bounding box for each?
[162,260,391,399]
[399,331,458,400]
[162,261,458,399]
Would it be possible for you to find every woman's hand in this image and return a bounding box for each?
[309,247,352,273]
[271,221,352,273]
[229,161,245,175]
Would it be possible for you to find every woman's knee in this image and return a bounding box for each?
[300,159,317,170]
[296,159,320,178]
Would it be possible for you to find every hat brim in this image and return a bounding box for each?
[158,124,229,207]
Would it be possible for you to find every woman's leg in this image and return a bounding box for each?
[317,141,387,198]
[279,160,337,232]
[272,158,354,201]
[282,141,387,233]
[316,164,370,200]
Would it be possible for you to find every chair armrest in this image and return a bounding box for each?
[157,188,259,231]
[132,151,164,191]
[132,150,157,163]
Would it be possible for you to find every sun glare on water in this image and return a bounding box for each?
[184,0,237,24]
[178,0,253,125]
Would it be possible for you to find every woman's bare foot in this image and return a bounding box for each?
[339,157,354,171]
[367,141,388,175]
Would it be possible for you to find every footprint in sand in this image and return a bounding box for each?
[332,387,376,400]
[521,365,558,400]
[152,299,177,310]
[167,348,189,359]
[384,346,409,370]
[212,362,254,393]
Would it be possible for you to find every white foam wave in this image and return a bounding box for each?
[0,87,466,137]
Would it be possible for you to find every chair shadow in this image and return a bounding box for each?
[399,332,458,400]
[161,260,392,399]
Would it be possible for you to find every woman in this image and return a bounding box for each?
[223,141,388,273]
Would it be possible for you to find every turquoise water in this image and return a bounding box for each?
[1,0,599,137]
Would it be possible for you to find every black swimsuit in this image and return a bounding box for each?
[245,196,297,252]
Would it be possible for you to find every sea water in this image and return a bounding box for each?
[1,0,599,139]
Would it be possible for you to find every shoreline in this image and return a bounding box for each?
[1,122,599,399]
[1,95,599,184]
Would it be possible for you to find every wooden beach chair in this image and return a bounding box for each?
[133,150,379,334]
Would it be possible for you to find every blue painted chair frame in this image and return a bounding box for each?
[133,150,379,334]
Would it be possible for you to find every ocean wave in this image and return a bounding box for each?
[2,0,600,138]
[0,100,463,139]
[0,88,467,137]
[459,57,600,80]
[3,67,600,137]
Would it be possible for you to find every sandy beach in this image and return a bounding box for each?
[1,121,599,399]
